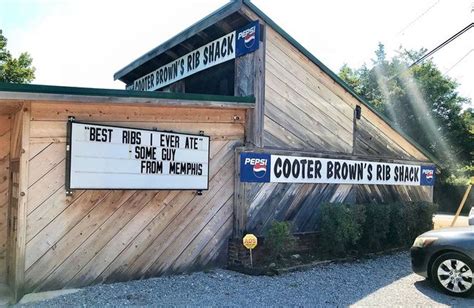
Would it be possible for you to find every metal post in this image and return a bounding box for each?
[249,248,253,268]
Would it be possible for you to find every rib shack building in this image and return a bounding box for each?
[0,0,436,300]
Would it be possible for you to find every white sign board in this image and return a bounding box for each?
[67,121,210,190]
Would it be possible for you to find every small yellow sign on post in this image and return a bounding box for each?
[243,234,258,249]
[243,234,257,267]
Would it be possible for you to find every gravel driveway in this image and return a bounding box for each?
[18,252,473,307]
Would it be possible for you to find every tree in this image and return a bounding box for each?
[0,29,35,83]
[339,44,473,182]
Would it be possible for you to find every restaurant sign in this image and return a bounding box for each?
[126,21,260,91]
[240,152,435,186]
[66,120,210,191]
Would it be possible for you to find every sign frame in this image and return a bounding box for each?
[65,118,211,193]
[239,151,436,187]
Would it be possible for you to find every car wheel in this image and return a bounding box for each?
[431,252,474,297]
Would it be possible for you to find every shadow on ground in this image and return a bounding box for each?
[414,279,474,304]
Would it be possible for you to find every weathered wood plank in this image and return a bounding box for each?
[0,101,22,115]
[25,190,111,270]
[29,121,245,140]
[31,103,245,124]
[170,196,233,272]
[235,31,265,147]
[29,142,51,160]
[147,176,234,276]
[24,190,136,289]
[263,116,307,149]
[14,103,31,300]
[28,143,65,187]
[26,187,85,242]
[89,191,182,283]
[266,98,351,152]
[30,137,66,144]
[10,110,23,160]
[0,115,9,284]
[31,191,157,291]
[265,55,353,130]
[355,116,412,159]
[265,35,354,120]
[193,213,232,269]
[27,160,65,215]
[74,190,170,284]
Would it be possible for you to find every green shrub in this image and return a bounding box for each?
[319,203,365,256]
[359,202,390,252]
[318,201,437,256]
[265,221,295,258]
[387,201,413,247]
[410,201,437,241]
[388,201,437,247]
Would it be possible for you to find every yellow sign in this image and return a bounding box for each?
[243,234,258,250]
[471,177,474,185]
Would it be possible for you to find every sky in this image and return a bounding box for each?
[0,0,473,106]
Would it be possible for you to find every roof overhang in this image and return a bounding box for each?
[0,82,255,110]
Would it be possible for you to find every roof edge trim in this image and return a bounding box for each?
[0,82,255,104]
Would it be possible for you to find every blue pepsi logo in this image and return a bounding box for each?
[238,26,256,49]
[420,166,435,186]
[246,158,268,178]
[422,169,433,183]
[240,152,271,183]
[236,21,260,57]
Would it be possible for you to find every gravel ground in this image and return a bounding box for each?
[18,252,474,307]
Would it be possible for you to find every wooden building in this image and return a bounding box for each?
[0,0,436,301]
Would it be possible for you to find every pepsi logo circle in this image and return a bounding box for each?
[244,31,255,48]
[238,26,256,49]
[422,169,434,184]
[253,160,267,178]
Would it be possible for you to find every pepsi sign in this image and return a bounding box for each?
[236,21,260,57]
[240,152,436,187]
[240,152,271,183]
[420,166,436,186]
[128,21,260,91]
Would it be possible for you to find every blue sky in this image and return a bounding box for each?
[1,0,472,106]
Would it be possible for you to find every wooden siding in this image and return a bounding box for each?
[245,182,355,235]
[263,26,429,162]
[0,115,10,283]
[23,102,245,293]
[235,25,433,237]
[354,115,433,203]
[357,184,432,204]
[264,27,354,153]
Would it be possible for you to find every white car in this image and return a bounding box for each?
[469,206,474,226]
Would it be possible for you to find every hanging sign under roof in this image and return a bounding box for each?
[126,21,260,91]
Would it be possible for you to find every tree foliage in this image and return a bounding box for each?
[0,29,35,83]
[339,44,473,181]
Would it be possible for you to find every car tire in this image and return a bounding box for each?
[431,252,474,297]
